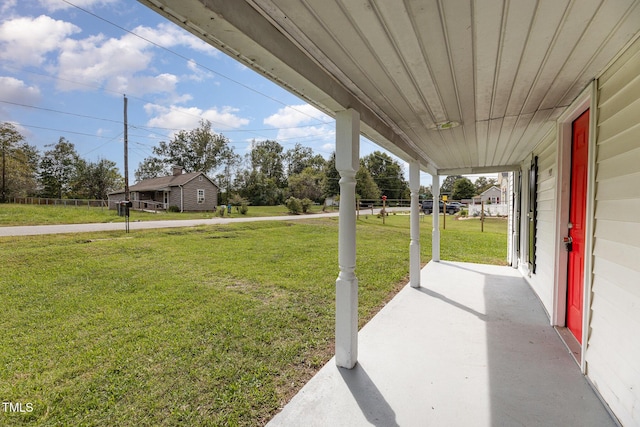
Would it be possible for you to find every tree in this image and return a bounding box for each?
[217,150,242,205]
[452,177,476,200]
[249,139,285,187]
[419,185,433,200]
[360,151,408,199]
[284,143,325,176]
[152,119,232,175]
[284,143,314,176]
[1,123,38,202]
[135,156,168,182]
[235,170,283,206]
[288,167,324,202]
[474,176,497,194]
[440,175,463,195]
[322,152,340,197]
[39,137,81,199]
[355,166,380,199]
[74,159,123,200]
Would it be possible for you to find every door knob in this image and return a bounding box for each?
[563,236,573,252]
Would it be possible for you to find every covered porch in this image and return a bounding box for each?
[268,261,615,426]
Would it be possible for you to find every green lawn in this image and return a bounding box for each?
[0,215,506,426]
[0,203,330,226]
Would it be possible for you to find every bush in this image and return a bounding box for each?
[239,203,248,215]
[301,198,313,213]
[216,207,225,217]
[460,209,468,217]
[285,197,302,214]
[168,205,180,212]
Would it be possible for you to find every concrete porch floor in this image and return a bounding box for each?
[268,261,617,426]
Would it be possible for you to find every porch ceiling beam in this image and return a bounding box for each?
[137,0,434,168]
[437,165,521,176]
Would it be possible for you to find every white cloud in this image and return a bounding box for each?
[38,0,119,12]
[0,0,17,15]
[264,104,329,128]
[56,32,154,91]
[145,104,250,134]
[1,14,216,98]
[132,22,218,56]
[263,103,334,144]
[276,125,334,143]
[264,104,335,144]
[321,142,335,153]
[0,76,41,104]
[185,58,216,82]
[0,15,80,67]
[107,73,179,97]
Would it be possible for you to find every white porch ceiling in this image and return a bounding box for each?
[138,0,640,174]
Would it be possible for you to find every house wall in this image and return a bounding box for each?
[520,129,558,316]
[177,178,218,211]
[585,36,640,427]
[107,193,125,210]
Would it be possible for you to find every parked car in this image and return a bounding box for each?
[447,201,464,210]
[421,200,459,215]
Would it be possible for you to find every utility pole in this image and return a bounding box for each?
[123,95,129,201]
[1,140,5,203]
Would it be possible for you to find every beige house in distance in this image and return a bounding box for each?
[109,166,219,212]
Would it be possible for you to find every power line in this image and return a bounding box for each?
[1,99,333,137]
[61,0,327,125]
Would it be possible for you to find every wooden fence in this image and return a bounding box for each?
[12,197,108,208]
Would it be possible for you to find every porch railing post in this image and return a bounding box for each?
[432,173,441,262]
[410,160,421,288]
[335,108,360,369]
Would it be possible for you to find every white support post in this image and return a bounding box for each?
[335,109,360,369]
[431,173,441,262]
[409,160,421,288]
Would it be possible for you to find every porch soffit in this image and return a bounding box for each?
[137,0,640,174]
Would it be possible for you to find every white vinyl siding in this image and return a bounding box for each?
[586,37,640,427]
[524,131,557,314]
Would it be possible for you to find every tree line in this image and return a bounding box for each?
[1,120,497,205]
[135,119,412,206]
[1,122,122,202]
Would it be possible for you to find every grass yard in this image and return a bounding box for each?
[0,203,330,226]
[0,215,506,426]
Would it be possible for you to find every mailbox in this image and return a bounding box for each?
[118,200,132,216]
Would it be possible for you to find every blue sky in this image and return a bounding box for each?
[0,0,485,188]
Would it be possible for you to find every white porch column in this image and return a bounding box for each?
[431,173,441,262]
[335,109,359,369]
[409,160,421,288]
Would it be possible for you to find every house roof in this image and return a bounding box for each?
[479,186,501,196]
[137,0,640,175]
[110,172,218,194]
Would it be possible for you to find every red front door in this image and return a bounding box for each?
[566,109,589,344]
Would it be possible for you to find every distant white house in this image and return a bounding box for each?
[472,185,502,205]
[469,177,511,216]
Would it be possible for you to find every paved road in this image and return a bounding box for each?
[0,212,346,237]
[0,207,413,237]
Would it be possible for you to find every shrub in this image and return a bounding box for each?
[301,198,313,213]
[168,205,180,212]
[239,203,248,215]
[285,197,302,214]
[216,207,225,217]
[460,209,468,217]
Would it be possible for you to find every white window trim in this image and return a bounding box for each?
[197,189,205,204]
